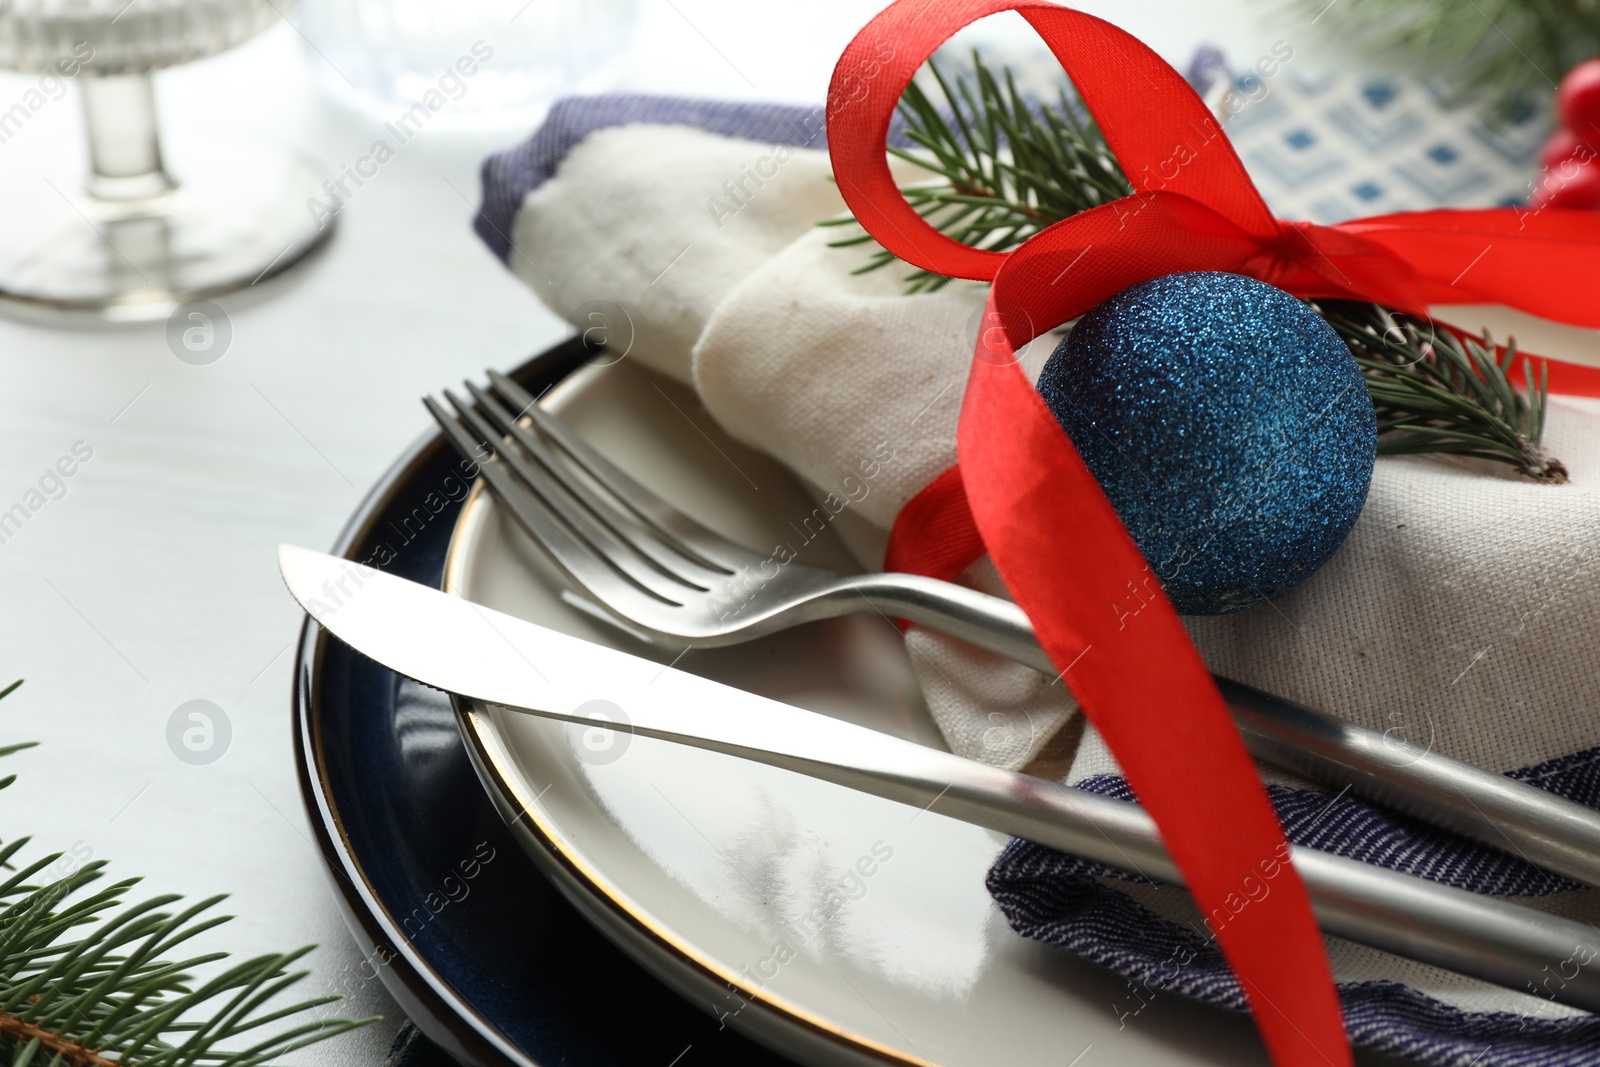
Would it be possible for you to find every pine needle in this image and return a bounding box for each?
[1317,302,1566,483]
[0,680,377,1066]
[820,51,1131,292]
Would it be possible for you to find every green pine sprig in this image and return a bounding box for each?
[824,52,1565,482]
[0,679,376,1067]
[1317,301,1567,482]
[817,53,1131,292]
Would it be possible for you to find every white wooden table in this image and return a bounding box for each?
[0,1,1276,1061]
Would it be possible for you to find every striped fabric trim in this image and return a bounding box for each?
[987,860,1600,1066]
[989,748,1600,1064]
[474,96,832,263]
[1509,748,1600,808]
[1073,774,1580,897]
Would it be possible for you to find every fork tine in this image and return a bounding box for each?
[444,388,713,596]
[463,380,731,589]
[426,394,641,610]
[426,393,698,608]
[487,369,752,572]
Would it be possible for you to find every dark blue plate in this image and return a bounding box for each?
[293,338,794,1067]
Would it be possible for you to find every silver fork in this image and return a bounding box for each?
[425,367,1600,890]
[424,370,1042,657]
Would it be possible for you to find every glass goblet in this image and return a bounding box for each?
[0,0,335,323]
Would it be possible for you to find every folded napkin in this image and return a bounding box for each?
[478,59,1600,1064]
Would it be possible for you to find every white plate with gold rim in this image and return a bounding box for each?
[441,358,1267,1066]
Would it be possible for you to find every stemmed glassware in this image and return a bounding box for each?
[0,0,335,323]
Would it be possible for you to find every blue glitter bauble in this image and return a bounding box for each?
[1036,272,1376,615]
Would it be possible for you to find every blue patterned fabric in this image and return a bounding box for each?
[476,96,834,263]
[1187,53,1548,224]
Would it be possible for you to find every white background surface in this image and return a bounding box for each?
[0,0,1337,1062]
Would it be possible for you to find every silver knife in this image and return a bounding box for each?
[279,544,1600,1013]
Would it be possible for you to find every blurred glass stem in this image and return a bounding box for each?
[81,72,175,201]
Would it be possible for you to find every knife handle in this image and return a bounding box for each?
[821,572,1600,891]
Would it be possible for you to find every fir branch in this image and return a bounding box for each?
[1316,301,1567,483]
[819,52,1131,292]
[826,52,1565,481]
[0,680,377,1066]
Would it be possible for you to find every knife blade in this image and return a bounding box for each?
[279,544,1600,1013]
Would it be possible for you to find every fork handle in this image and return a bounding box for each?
[826,571,1600,890]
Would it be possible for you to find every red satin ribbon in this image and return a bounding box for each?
[827,3,1600,1065]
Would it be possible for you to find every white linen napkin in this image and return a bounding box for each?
[512,123,1079,770]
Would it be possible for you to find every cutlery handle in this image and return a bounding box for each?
[1222,679,1600,889]
[825,572,1055,672]
[832,572,1600,890]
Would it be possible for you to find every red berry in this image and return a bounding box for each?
[1540,127,1595,169]
[1534,155,1600,209]
[1558,58,1600,137]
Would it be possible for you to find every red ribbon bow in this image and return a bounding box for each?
[826,2,1600,1064]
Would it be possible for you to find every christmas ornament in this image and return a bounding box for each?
[1558,58,1600,132]
[1035,272,1377,615]
[1535,58,1600,209]
[1540,127,1589,170]
[1537,160,1600,209]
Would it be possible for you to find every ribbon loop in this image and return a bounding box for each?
[826,0,1279,283]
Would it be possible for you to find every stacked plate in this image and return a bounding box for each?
[293,339,1268,1066]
